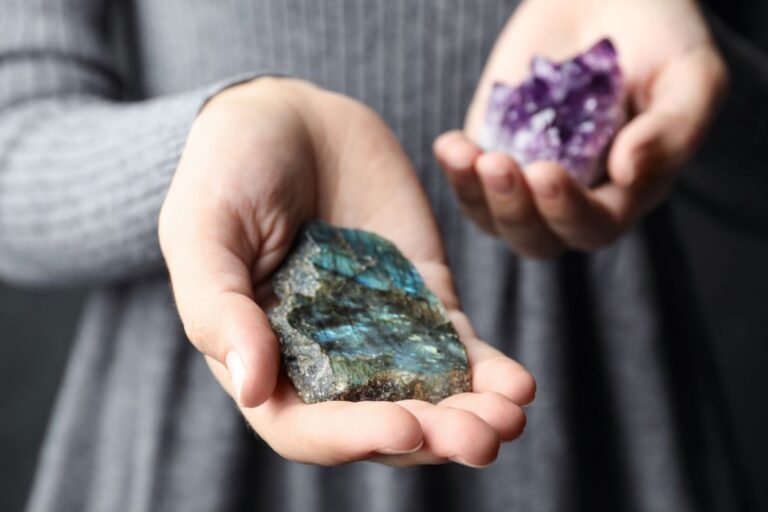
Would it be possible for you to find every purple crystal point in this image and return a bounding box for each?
[481,38,625,186]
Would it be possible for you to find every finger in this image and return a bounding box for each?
[414,260,462,311]
[439,392,527,442]
[207,361,426,465]
[475,152,564,258]
[383,400,501,468]
[525,161,625,251]
[449,311,537,406]
[591,174,677,227]
[416,254,535,407]
[260,398,424,465]
[160,200,279,408]
[610,48,728,186]
[434,130,482,171]
[433,131,495,232]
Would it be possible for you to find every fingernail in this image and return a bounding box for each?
[452,156,474,172]
[484,170,515,194]
[226,351,246,404]
[536,181,559,199]
[450,456,490,469]
[378,440,424,455]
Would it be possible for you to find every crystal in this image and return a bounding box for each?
[269,221,471,404]
[480,38,625,186]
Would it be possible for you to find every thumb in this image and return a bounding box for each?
[187,288,280,408]
[609,47,728,186]
[160,201,280,408]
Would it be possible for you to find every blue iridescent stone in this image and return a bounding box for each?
[269,221,471,404]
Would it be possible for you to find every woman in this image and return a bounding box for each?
[0,0,746,510]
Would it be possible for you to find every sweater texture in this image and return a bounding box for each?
[0,1,759,511]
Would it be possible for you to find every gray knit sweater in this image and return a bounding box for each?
[0,1,757,511]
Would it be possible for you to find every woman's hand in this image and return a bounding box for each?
[434,0,728,257]
[159,78,535,467]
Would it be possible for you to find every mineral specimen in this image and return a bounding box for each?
[480,38,625,186]
[268,221,471,404]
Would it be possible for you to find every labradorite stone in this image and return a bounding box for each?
[269,221,471,404]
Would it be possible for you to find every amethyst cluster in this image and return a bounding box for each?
[481,38,625,186]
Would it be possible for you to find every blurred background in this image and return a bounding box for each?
[1,2,767,511]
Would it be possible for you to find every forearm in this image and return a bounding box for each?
[0,91,198,285]
[0,0,275,286]
[0,75,274,287]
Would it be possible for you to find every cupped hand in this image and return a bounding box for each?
[435,0,728,257]
[159,78,535,468]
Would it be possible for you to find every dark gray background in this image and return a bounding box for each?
[0,286,81,512]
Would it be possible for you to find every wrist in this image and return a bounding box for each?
[196,76,322,134]
[206,76,312,109]
[189,76,317,152]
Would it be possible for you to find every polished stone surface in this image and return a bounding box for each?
[481,38,625,186]
[269,222,470,403]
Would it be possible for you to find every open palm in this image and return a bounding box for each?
[435,0,728,257]
[159,78,535,468]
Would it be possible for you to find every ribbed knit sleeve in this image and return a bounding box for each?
[0,0,260,286]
